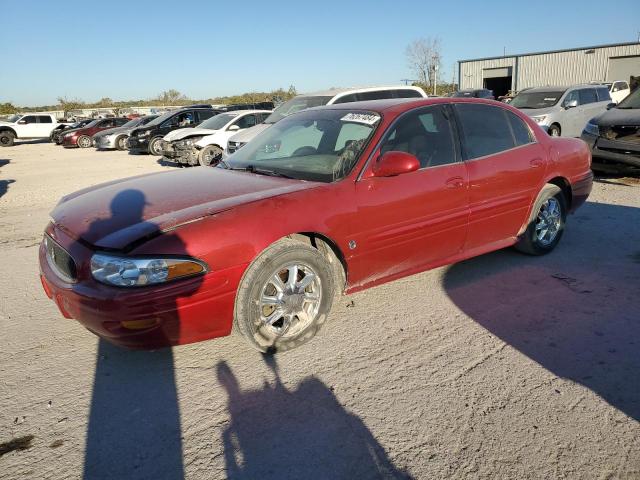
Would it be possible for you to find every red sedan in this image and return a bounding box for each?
[40,98,593,351]
[61,117,129,148]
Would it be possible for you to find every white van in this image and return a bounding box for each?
[224,85,427,156]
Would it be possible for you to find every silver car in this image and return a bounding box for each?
[510,84,613,137]
[93,115,158,150]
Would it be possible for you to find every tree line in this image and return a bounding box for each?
[1,86,298,116]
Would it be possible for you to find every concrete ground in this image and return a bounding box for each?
[0,141,639,479]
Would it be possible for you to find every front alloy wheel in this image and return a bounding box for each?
[77,135,92,148]
[234,238,335,352]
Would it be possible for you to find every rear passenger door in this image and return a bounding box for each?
[352,105,469,287]
[454,103,545,252]
[36,115,54,137]
[577,88,602,135]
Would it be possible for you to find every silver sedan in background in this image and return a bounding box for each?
[93,115,158,150]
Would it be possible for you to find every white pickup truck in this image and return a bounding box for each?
[0,114,70,146]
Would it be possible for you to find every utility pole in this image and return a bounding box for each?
[433,65,438,95]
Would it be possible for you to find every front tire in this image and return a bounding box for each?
[234,238,335,353]
[77,135,92,148]
[0,131,15,147]
[515,184,566,255]
[548,124,561,137]
[148,137,163,156]
[115,135,128,150]
[198,145,223,167]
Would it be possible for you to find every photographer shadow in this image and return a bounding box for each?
[217,355,412,480]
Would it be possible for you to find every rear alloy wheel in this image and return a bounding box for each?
[548,124,561,137]
[148,137,163,156]
[234,238,335,353]
[77,135,92,148]
[515,184,566,255]
[198,145,223,167]
[0,131,15,147]
[115,135,128,150]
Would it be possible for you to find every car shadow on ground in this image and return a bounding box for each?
[217,355,412,480]
[443,200,640,422]
[12,139,50,146]
[156,158,181,168]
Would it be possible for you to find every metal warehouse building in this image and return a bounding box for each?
[458,42,640,99]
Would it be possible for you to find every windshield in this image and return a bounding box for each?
[452,91,475,97]
[7,115,22,122]
[264,96,333,124]
[221,109,380,183]
[616,88,640,109]
[199,113,237,130]
[510,91,565,109]
[145,110,177,127]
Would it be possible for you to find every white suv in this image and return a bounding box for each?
[605,81,631,104]
[224,85,427,156]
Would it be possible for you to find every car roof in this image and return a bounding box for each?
[216,109,273,116]
[302,85,425,97]
[305,97,510,116]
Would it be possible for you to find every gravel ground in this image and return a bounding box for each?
[0,141,639,480]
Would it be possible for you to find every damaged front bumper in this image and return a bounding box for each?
[161,140,200,166]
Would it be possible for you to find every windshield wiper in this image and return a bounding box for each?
[219,162,294,179]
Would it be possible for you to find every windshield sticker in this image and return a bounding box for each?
[544,97,558,101]
[340,113,380,125]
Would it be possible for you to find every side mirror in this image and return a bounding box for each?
[606,102,616,110]
[564,99,578,109]
[372,151,420,177]
[17,120,27,124]
[227,124,240,131]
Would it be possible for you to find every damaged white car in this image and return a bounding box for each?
[160,110,271,166]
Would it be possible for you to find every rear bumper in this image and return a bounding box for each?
[569,171,593,213]
[581,132,640,169]
[38,230,245,349]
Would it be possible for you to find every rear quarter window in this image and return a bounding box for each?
[506,111,534,146]
[455,104,516,159]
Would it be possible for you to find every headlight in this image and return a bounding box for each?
[90,253,207,287]
[584,121,599,136]
[531,115,547,124]
[138,130,151,137]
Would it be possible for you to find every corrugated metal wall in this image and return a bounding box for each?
[459,44,640,91]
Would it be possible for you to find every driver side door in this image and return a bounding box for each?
[350,105,469,288]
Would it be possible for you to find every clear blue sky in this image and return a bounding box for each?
[3,0,639,106]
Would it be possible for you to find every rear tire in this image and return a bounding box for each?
[77,135,92,148]
[0,131,15,147]
[198,145,223,167]
[515,184,566,255]
[234,238,335,353]
[548,124,561,137]
[148,137,163,156]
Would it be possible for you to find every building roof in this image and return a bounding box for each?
[458,41,640,64]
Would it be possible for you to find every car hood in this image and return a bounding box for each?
[520,107,557,117]
[0,121,14,126]
[50,167,319,250]
[164,127,215,142]
[60,127,83,136]
[228,123,271,143]
[592,107,640,127]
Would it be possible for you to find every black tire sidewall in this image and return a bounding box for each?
[199,145,222,167]
[77,135,91,148]
[0,131,15,147]
[548,125,561,137]
[116,135,127,150]
[234,239,335,353]
[148,137,163,155]
[517,185,566,255]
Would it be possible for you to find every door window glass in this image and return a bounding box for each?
[578,88,598,105]
[506,111,533,146]
[233,114,257,129]
[37,116,53,123]
[563,90,580,106]
[455,104,515,159]
[22,116,37,124]
[380,106,456,168]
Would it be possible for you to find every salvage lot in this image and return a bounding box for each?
[1,142,639,479]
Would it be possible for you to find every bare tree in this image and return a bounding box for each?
[156,89,187,105]
[405,37,442,91]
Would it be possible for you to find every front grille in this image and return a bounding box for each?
[44,235,77,281]
[602,125,640,144]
